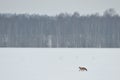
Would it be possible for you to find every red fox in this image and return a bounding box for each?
[79,67,87,71]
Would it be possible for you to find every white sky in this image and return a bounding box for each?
[0,0,120,15]
[0,48,120,80]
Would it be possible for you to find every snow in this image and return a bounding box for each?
[0,48,120,80]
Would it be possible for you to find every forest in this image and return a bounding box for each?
[0,9,120,47]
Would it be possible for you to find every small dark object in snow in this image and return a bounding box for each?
[79,66,87,71]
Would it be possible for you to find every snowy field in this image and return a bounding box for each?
[0,48,120,80]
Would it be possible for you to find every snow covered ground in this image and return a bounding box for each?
[0,48,120,80]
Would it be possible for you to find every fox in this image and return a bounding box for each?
[79,66,87,71]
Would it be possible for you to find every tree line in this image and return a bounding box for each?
[0,8,120,47]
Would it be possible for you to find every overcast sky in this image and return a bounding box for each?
[0,49,120,80]
[0,0,120,15]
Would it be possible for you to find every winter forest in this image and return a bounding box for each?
[0,9,120,47]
